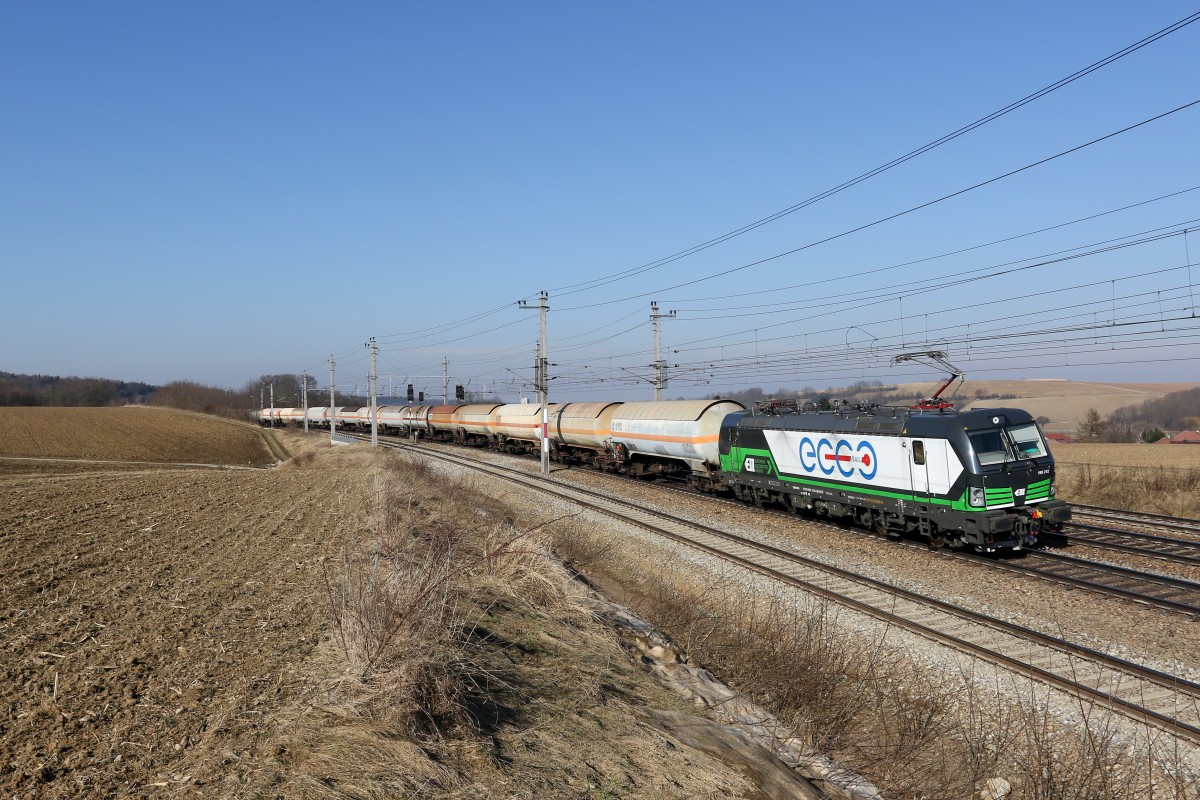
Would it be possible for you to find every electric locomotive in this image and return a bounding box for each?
[719,399,1071,551]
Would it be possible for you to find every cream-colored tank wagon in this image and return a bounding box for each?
[400,405,433,437]
[491,403,560,453]
[427,405,462,439]
[550,401,623,466]
[439,403,501,444]
[606,400,745,489]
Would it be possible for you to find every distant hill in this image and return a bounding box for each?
[722,379,1200,435]
[944,380,1197,434]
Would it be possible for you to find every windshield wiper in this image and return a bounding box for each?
[1001,428,1032,462]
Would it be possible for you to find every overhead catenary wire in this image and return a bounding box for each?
[547,11,1200,298]
[321,14,1200,360]
[306,57,1200,397]
[560,98,1200,312]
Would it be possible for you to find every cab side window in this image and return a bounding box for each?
[912,440,926,465]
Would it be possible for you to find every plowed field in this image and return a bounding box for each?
[0,443,377,797]
[0,407,279,466]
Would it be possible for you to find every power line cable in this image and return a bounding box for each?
[548,11,1200,298]
[561,98,1200,311]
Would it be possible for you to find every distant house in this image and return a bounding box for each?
[1046,433,1073,444]
[1166,430,1200,444]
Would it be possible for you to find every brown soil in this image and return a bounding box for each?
[0,444,375,797]
[2,418,810,799]
[0,406,278,466]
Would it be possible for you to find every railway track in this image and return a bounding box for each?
[361,431,1200,613]
[968,548,1200,616]
[1070,504,1200,537]
[372,435,1200,747]
[1049,524,1200,568]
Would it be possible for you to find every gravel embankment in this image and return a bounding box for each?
[408,443,1200,767]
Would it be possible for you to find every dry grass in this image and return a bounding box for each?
[555,522,1200,799]
[3,417,822,798]
[1053,442,1200,468]
[266,456,777,798]
[1053,443,1200,517]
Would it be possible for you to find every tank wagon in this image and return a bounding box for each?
[481,399,744,487]
[253,395,1068,550]
[262,398,743,485]
[253,407,304,426]
[720,400,1071,551]
[605,400,742,488]
[427,405,461,439]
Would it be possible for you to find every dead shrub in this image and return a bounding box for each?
[318,456,582,738]
[1059,462,1200,517]
[551,523,1200,799]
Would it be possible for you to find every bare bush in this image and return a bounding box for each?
[1059,462,1200,517]
[553,522,1200,799]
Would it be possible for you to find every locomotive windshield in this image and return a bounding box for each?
[968,422,1049,466]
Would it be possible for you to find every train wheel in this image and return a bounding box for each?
[928,528,946,550]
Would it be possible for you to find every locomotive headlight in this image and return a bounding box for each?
[969,487,985,508]
[1050,481,1057,497]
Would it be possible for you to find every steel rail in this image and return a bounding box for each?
[1070,504,1200,535]
[1052,524,1200,567]
[377,435,1200,746]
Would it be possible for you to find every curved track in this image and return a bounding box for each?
[373,435,1200,746]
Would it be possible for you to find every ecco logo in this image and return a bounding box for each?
[798,437,879,480]
[744,457,756,472]
[1014,487,1026,497]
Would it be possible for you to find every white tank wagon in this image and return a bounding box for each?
[375,405,407,434]
[334,406,367,428]
[491,403,562,453]
[305,407,342,428]
[607,400,745,488]
[253,407,300,426]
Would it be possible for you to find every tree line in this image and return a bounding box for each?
[1079,387,1200,443]
[0,371,369,420]
[0,372,155,407]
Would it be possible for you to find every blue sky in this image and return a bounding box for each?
[3,2,1199,401]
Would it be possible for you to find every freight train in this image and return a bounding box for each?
[255,397,1070,552]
